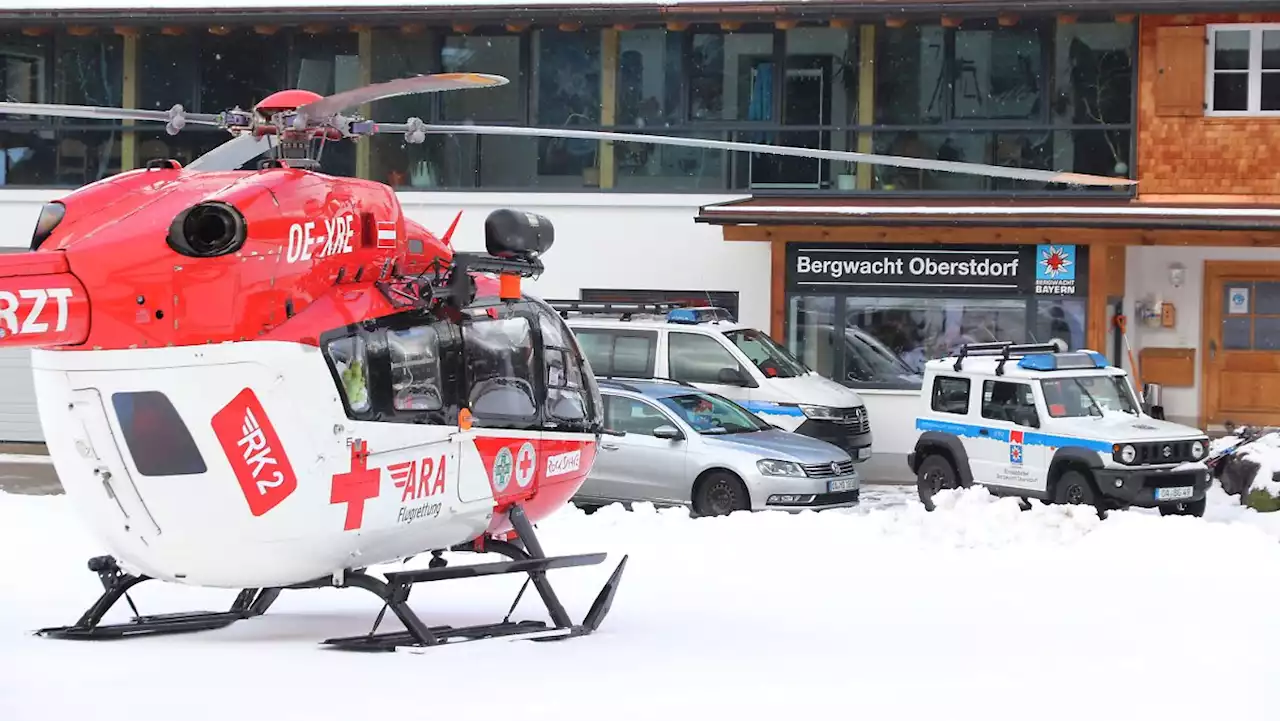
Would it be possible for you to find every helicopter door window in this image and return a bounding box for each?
[326,335,372,415]
[463,314,539,428]
[110,391,208,477]
[388,326,444,413]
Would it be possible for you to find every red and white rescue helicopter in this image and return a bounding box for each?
[0,72,1132,651]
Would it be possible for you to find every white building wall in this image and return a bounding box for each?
[1122,244,1280,428]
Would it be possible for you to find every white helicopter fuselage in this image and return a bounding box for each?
[30,339,597,589]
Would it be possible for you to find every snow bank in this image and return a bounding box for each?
[1232,432,1280,497]
[2,489,1280,721]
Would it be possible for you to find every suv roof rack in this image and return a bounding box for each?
[543,299,736,324]
[950,341,1096,376]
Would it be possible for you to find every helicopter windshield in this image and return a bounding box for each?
[320,294,602,434]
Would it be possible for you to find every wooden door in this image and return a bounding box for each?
[1202,262,1280,428]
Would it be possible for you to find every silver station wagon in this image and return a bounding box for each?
[574,378,861,516]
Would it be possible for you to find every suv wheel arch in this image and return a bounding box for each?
[910,431,974,487]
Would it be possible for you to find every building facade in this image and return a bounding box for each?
[0,1,1276,483]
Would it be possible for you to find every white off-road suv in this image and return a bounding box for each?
[907,341,1211,517]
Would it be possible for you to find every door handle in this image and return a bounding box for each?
[601,442,620,451]
[1209,339,1217,361]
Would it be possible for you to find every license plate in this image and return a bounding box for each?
[828,478,857,493]
[1155,486,1194,501]
[857,447,872,460]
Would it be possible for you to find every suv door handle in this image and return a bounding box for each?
[601,442,620,450]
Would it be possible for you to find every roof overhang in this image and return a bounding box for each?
[9,0,1280,22]
[695,197,1280,233]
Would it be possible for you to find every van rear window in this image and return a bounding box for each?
[573,329,657,377]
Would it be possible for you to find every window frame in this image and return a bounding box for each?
[666,329,758,387]
[930,375,972,416]
[1205,23,1280,117]
[602,391,683,437]
[980,378,1041,429]
[572,327,660,379]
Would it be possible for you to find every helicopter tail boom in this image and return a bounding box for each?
[0,252,89,349]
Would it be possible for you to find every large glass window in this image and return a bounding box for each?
[845,296,1028,374]
[533,28,602,186]
[0,30,123,186]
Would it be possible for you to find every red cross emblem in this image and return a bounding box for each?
[330,439,381,531]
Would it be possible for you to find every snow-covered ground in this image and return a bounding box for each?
[3,486,1280,721]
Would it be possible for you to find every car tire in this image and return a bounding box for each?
[1053,469,1101,512]
[1159,497,1207,517]
[693,471,750,517]
[916,454,958,512]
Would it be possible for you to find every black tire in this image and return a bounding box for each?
[1159,497,1207,517]
[916,454,958,512]
[1053,469,1099,508]
[693,471,750,517]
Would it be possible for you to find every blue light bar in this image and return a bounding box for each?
[1016,351,1111,372]
[667,308,701,325]
[666,307,735,324]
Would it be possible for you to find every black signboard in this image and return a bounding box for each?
[785,243,1087,297]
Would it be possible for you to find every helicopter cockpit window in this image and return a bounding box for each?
[463,314,538,427]
[327,335,372,415]
[388,326,444,412]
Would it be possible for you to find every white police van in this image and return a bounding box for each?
[907,341,1211,516]
[549,301,873,463]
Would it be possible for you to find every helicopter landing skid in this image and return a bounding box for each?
[320,504,628,652]
[34,555,281,640]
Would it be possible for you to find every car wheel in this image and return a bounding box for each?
[916,454,958,512]
[1052,469,1101,513]
[693,471,750,517]
[1159,497,1207,517]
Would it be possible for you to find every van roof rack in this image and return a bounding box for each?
[543,299,736,324]
[596,376,698,393]
[951,341,1087,375]
[543,300,686,320]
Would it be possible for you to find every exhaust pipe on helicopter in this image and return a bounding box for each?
[0,251,90,349]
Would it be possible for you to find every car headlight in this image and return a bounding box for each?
[1192,440,1206,459]
[757,459,805,477]
[797,404,841,421]
[1119,444,1137,464]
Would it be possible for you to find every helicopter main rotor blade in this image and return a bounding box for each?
[295,73,509,120]
[388,123,1133,188]
[185,133,273,172]
[0,101,223,126]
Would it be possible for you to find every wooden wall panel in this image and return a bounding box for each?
[1139,14,1280,196]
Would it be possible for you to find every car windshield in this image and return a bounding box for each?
[843,327,923,386]
[723,328,808,379]
[657,392,771,435]
[1041,375,1140,418]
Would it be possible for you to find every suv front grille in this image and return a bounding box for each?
[826,406,870,434]
[802,459,857,478]
[1130,440,1197,465]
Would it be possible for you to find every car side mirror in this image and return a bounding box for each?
[717,366,749,386]
[652,424,683,440]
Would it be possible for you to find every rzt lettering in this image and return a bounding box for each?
[210,388,299,517]
[286,213,355,264]
[0,287,73,337]
[238,408,285,495]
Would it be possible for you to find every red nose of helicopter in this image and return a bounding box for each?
[0,250,89,348]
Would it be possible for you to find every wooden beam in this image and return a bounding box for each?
[1114,13,1135,23]
[599,29,619,190]
[113,26,140,37]
[559,21,582,31]
[1057,13,1078,24]
[775,19,799,30]
[1086,244,1112,354]
[452,22,475,33]
[885,17,907,28]
[855,24,876,190]
[770,239,786,340]
[720,21,742,31]
[254,25,279,35]
[208,25,232,36]
[120,32,139,172]
[998,13,1018,27]
[828,18,853,29]
[940,15,962,28]
[666,21,687,31]
[356,27,373,183]
[67,25,96,36]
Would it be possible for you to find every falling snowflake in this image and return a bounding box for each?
[1039,246,1073,278]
